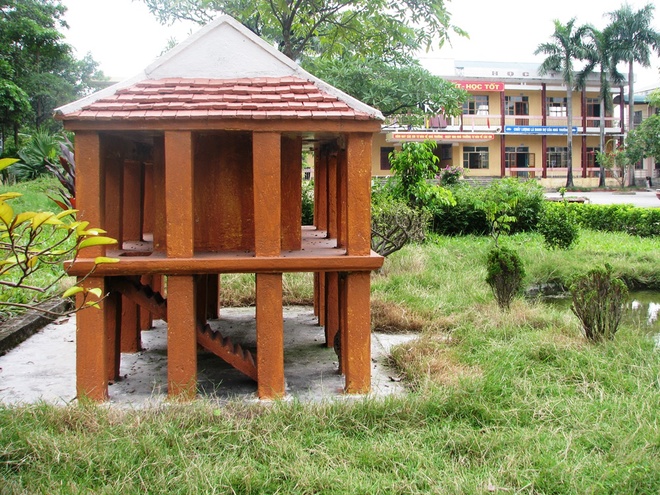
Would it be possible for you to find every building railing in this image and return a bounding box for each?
[438,114,621,132]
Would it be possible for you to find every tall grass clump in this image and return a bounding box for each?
[485,246,526,310]
[570,264,629,342]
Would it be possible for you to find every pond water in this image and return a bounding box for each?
[542,290,660,336]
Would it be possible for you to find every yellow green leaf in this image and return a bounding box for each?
[26,256,38,269]
[88,288,103,298]
[78,236,117,250]
[62,286,85,298]
[94,256,120,265]
[13,211,36,227]
[83,228,107,235]
[31,211,55,229]
[55,209,78,219]
[84,301,101,309]
[75,221,90,235]
[0,201,13,225]
[0,158,19,171]
[0,192,22,201]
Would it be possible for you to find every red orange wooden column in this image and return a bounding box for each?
[325,148,339,346]
[344,132,373,394]
[164,130,197,400]
[253,131,284,399]
[75,131,109,401]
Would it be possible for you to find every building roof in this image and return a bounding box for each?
[55,16,383,123]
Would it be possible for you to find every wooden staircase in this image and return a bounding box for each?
[110,276,257,381]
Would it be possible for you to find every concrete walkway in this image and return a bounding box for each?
[545,190,660,208]
[0,306,414,407]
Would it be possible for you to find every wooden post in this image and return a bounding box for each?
[76,276,108,401]
[253,132,284,399]
[346,133,372,256]
[75,131,109,401]
[105,290,121,382]
[281,135,302,250]
[167,275,197,399]
[256,273,284,398]
[344,271,371,394]
[164,131,196,400]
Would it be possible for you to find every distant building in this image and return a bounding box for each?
[372,61,630,188]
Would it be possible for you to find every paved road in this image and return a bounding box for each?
[545,190,660,208]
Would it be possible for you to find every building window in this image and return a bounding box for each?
[463,95,489,115]
[586,147,598,168]
[505,95,529,125]
[463,146,489,169]
[440,144,452,161]
[380,147,394,170]
[634,111,643,126]
[547,147,568,167]
[586,98,601,126]
[546,97,567,117]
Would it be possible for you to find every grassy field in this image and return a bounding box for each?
[2,227,660,493]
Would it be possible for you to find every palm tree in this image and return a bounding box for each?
[578,25,625,187]
[606,3,660,186]
[535,18,590,189]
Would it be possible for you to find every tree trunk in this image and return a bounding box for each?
[566,86,574,188]
[626,61,636,187]
[598,97,606,188]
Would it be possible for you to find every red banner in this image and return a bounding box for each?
[455,81,505,92]
[388,132,495,142]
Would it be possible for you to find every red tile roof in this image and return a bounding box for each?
[61,77,376,121]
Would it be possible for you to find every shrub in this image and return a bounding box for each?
[301,179,314,225]
[432,179,545,236]
[371,199,430,256]
[568,203,660,237]
[438,165,463,186]
[537,201,580,249]
[570,264,629,342]
[485,246,526,310]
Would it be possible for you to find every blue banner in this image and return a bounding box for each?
[504,125,578,134]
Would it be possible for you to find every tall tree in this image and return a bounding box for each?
[535,18,590,188]
[305,55,467,125]
[0,0,105,149]
[578,24,625,187]
[606,3,660,186]
[140,0,467,62]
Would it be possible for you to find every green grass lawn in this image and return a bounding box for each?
[2,193,660,492]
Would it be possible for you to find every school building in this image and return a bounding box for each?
[371,61,641,188]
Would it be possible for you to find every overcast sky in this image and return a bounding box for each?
[61,0,660,90]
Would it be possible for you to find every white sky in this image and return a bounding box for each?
[61,0,660,90]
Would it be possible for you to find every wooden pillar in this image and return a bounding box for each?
[325,272,339,347]
[140,274,154,330]
[142,162,155,235]
[122,160,144,241]
[152,136,167,252]
[281,135,302,250]
[324,147,339,345]
[102,136,124,246]
[164,131,196,399]
[344,271,371,394]
[256,273,284,399]
[336,147,347,249]
[344,133,373,394]
[105,290,121,382]
[195,274,219,321]
[76,276,108,401]
[120,295,141,352]
[346,133,372,256]
[253,132,284,399]
[75,131,109,401]
[167,276,197,399]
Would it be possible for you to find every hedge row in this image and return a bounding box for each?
[564,202,660,237]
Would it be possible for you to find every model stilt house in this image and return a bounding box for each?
[56,16,384,401]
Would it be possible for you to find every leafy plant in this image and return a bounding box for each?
[438,165,463,186]
[388,141,454,211]
[570,263,629,342]
[371,198,430,257]
[537,190,580,249]
[485,246,526,310]
[0,158,117,317]
[44,135,76,209]
[13,130,63,181]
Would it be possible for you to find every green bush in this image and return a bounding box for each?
[568,203,660,237]
[537,201,580,249]
[432,179,545,236]
[301,179,314,225]
[485,246,526,310]
[570,264,629,342]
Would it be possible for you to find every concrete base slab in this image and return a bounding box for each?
[0,306,415,407]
